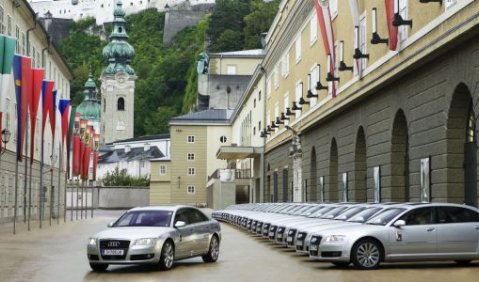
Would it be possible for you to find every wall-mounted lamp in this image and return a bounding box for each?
[285,107,295,116]
[353,26,369,60]
[298,97,309,105]
[291,101,302,111]
[280,112,290,121]
[393,0,413,27]
[338,41,353,72]
[325,54,339,82]
[371,8,388,45]
[315,64,328,91]
[260,129,270,138]
[266,125,274,132]
[0,129,11,157]
[271,121,279,129]
[419,0,442,4]
[275,117,284,125]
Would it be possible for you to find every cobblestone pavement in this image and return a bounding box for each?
[0,210,478,282]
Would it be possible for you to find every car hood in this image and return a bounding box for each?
[94,227,175,239]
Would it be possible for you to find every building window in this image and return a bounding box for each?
[358,14,367,73]
[15,26,19,53]
[0,6,4,34]
[187,153,195,161]
[281,52,290,77]
[331,0,338,19]
[103,99,106,112]
[309,65,319,107]
[284,93,289,125]
[187,135,195,143]
[117,97,125,111]
[7,15,11,36]
[310,14,317,44]
[258,121,261,131]
[295,37,301,63]
[398,0,408,43]
[226,65,237,75]
[253,99,256,108]
[187,185,195,194]
[258,91,261,101]
[220,136,227,143]
[253,127,256,136]
[159,165,166,175]
[188,167,196,176]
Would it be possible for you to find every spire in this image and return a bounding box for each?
[77,73,101,122]
[102,0,135,75]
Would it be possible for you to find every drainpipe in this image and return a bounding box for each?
[26,13,38,56]
[260,65,267,203]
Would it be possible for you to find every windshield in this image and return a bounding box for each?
[310,206,336,218]
[334,206,367,220]
[366,208,406,226]
[114,210,173,227]
[320,206,350,219]
[347,207,383,223]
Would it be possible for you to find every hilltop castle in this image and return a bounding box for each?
[29,0,215,25]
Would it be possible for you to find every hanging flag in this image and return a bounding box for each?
[67,105,77,178]
[314,0,337,97]
[72,113,81,176]
[0,35,16,152]
[385,0,398,51]
[348,0,362,78]
[29,68,45,164]
[41,80,55,139]
[79,119,87,178]
[93,132,100,181]
[59,99,71,147]
[51,89,57,138]
[82,125,93,181]
[13,55,32,162]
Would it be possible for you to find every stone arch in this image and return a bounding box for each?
[390,109,409,201]
[310,147,317,202]
[447,83,477,206]
[328,138,338,202]
[353,126,367,202]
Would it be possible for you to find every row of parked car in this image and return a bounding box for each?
[212,202,479,269]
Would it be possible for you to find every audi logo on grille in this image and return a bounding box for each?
[107,241,120,247]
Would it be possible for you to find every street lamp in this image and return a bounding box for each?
[1,129,11,157]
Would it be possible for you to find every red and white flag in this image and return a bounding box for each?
[385,0,398,51]
[314,0,337,97]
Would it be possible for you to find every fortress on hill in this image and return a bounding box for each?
[29,0,215,25]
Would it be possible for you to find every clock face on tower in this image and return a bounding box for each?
[115,72,128,84]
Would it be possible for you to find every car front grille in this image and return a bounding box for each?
[309,235,322,256]
[99,239,130,260]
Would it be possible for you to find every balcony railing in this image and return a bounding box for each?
[208,169,253,181]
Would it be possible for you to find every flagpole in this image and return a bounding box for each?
[23,117,28,224]
[28,146,33,231]
[57,143,61,224]
[49,142,54,226]
[39,133,44,228]
[13,158,18,234]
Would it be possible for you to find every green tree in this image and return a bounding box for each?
[243,0,280,49]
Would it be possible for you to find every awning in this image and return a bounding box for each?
[216,146,263,160]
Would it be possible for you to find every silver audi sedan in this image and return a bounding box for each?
[309,203,479,269]
[87,205,221,271]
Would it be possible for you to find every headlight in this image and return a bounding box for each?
[88,238,97,246]
[132,238,157,246]
[324,235,346,243]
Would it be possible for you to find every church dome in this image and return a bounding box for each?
[77,74,101,122]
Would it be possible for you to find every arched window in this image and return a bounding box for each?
[117,97,125,111]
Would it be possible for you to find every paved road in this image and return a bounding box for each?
[0,210,478,282]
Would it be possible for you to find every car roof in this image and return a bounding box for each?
[128,205,195,212]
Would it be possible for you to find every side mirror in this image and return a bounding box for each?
[393,220,406,228]
[107,222,114,228]
[175,221,186,228]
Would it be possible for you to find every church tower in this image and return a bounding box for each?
[100,0,136,144]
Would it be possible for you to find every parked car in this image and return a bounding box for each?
[309,203,479,269]
[87,205,221,271]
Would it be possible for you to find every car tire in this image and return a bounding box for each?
[455,260,472,266]
[159,240,175,270]
[202,235,220,263]
[351,239,382,270]
[331,261,350,268]
[89,263,108,272]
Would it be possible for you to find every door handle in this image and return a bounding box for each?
[427,227,435,232]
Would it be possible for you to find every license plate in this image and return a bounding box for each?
[269,231,274,236]
[102,249,124,256]
[287,237,293,243]
[310,245,318,251]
